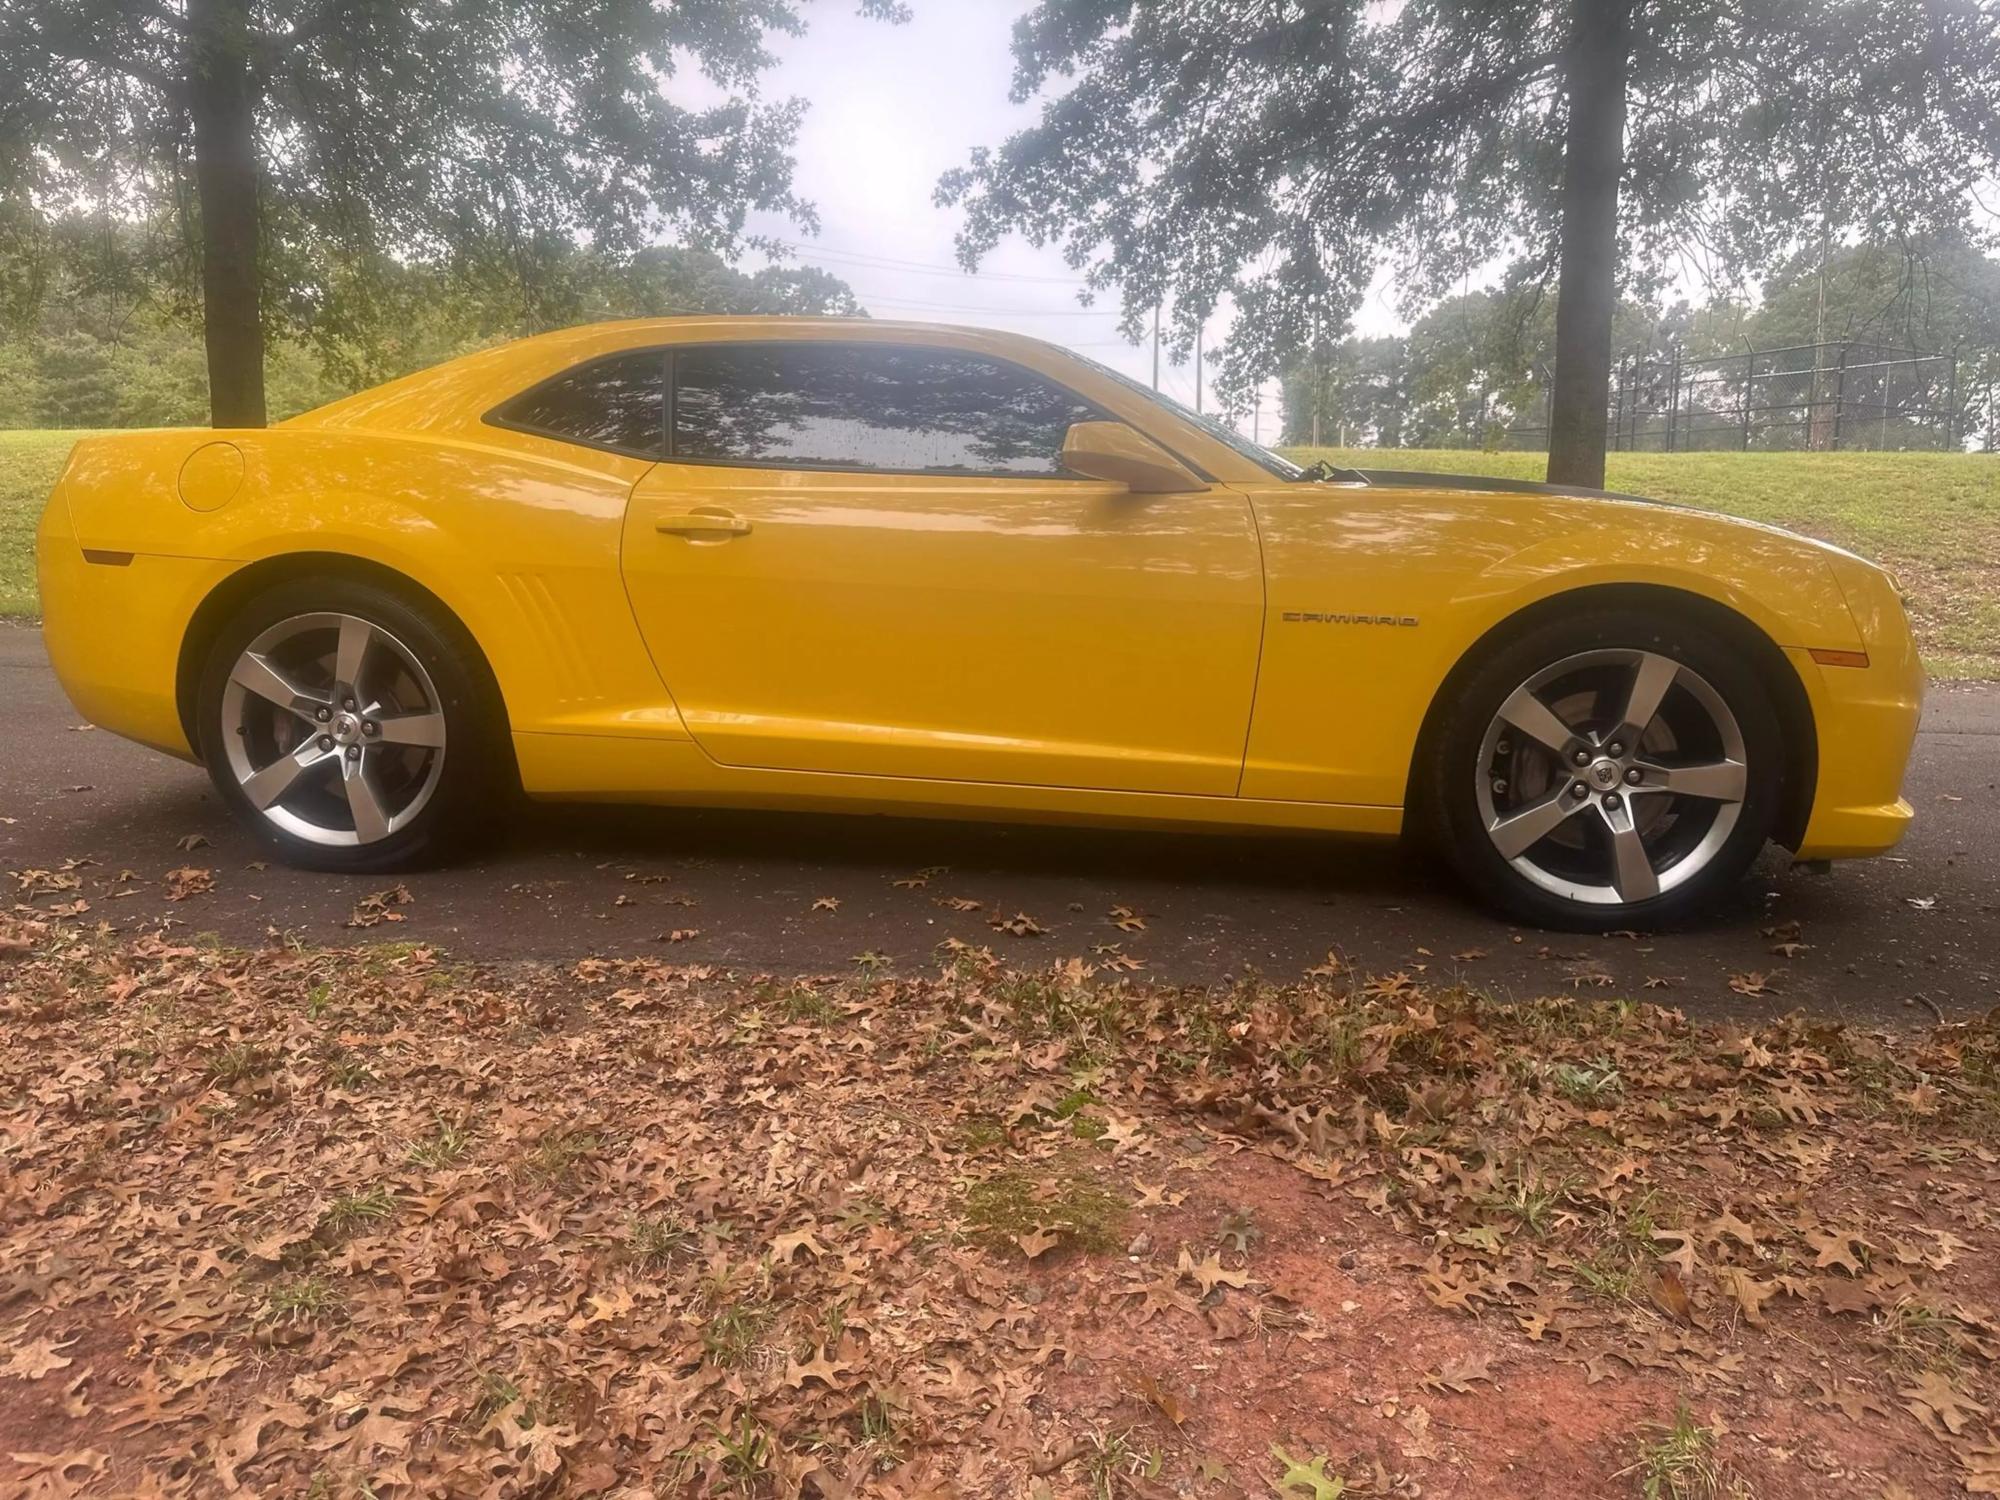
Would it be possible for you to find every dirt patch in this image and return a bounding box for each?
[2,918,1998,1497]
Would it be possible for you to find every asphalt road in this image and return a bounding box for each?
[4,621,1997,1023]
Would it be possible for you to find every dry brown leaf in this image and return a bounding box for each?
[164,866,215,901]
[1901,1369,1987,1438]
[1015,1226,1063,1259]
[346,883,412,927]
[1,1335,76,1380]
[1420,1352,1495,1394]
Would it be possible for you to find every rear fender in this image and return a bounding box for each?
[54,428,681,743]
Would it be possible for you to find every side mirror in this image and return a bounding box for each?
[1060,421,1206,494]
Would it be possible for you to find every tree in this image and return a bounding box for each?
[0,235,867,427]
[1281,278,1673,451]
[0,0,903,427]
[1744,233,2000,356]
[941,1,2000,487]
[310,244,868,393]
[1283,335,1406,448]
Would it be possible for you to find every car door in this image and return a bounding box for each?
[618,338,1264,796]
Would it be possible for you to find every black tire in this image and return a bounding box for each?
[196,576,506,873]
[1418,606,1787,931]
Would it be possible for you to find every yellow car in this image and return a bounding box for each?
[36,317,1921,929]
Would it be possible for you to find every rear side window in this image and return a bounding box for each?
[493,352,666,457]
[671,343,1100,476]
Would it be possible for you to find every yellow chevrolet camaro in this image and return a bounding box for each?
[36,317,1921,928]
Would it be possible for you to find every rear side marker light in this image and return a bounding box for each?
[81,549,135,567]
[1808,648,1870,669]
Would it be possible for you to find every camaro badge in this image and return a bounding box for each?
[1283,611,1420,627]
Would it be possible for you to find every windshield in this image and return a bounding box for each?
[1070,352,1304,480]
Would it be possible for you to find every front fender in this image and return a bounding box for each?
[1240,483,1869,807]
[1458,505,1865,655]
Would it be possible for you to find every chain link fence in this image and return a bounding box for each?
[1503,342,1988,453]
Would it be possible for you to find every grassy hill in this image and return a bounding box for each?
[5,430,1995,676]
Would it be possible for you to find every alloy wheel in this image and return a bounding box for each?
[219,612,447,847]
[1472,648,1749,907]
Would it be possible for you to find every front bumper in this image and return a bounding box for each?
[1786,565,1925,860]
[36,493,233,762]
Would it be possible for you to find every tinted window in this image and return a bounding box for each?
[672,343,1100,475]
[495,352,665,456]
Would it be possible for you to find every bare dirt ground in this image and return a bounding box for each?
[4,918,1998,1498]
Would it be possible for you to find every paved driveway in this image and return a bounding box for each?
[4,623,1995,1022]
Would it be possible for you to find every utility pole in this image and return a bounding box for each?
[1195,326,1204,414]
[1151,305,1161,391]
[1252,385,1260,446]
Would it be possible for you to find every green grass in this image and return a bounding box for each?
[1287,446,2000,678]
[0,430,98,617]
[5,428,1994,677]
[1622,1402,1736,1499]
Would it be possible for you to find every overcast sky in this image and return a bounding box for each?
[737,0,1408,440]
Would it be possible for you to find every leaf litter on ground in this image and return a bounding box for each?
[0,911,1997,1497]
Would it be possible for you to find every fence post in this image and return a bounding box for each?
[1947,355,1959,451]
[1665,344,1681,453]
[1740,350,1754,450]
[1832,348,1848,450]
[1611,359,1625,454]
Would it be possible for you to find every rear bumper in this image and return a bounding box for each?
[1788,638,1923,860]
[36,493,232,761]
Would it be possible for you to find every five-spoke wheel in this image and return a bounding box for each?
[199,579,500,871]
[221,612,447,846]
[1423,608,1783,929]
[1475,648,1749,906]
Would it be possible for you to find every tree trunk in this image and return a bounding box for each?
[187,0,266,427]
[1545,0,1632,488]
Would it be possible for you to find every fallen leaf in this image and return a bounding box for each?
[1420,1352,1494,1394]
[163,866,214,901]
[1901,1369,1987,1438]
[1014,1226,1063,1259]
[2,1335,76,1381]
[346,884,411,927]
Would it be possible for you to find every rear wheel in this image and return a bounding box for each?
[1423,608,1786,930]
[197,579,501,872]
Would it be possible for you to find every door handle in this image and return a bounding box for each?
[656,512,752,538]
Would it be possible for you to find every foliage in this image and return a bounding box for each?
[0,0,902,418]
[0,236,865,428]
[1281,235,2000,451]
[941,1,2000,417]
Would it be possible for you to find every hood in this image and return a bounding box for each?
[1350,468,1658,506]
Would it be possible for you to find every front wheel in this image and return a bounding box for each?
[1421,608,1786,930]
[197,578,503,872]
